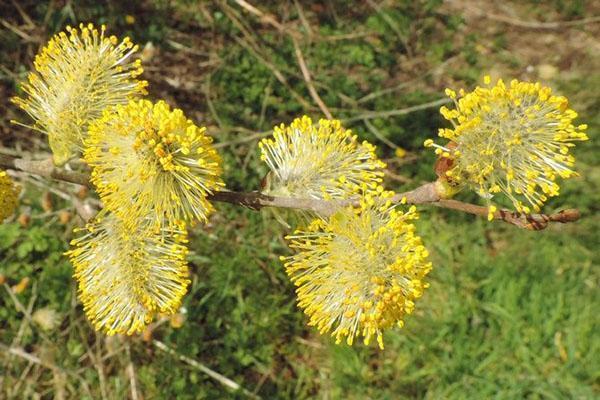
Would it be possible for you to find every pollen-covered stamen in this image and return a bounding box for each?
[66,213,191,336]
[84,100,224,229]
[259,116,386,202]
[11,22,147,165]
[426,77,588,215]
[282,190,432,349]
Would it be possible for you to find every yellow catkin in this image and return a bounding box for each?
[12,23,147,165]
[84,99,224,230]
[259,116,386,202]
[426,76,588,214]
[0,170,20,221]
[65,212,190,336]
[282,190,432,349]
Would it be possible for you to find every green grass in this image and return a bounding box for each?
[0,1,598,398]
[321,213,598,399]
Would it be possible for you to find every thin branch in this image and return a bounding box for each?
[0,154,89,186]
[0,342,90,393]
[213,99,454,149]
[293,0,313,37]
[153,340,260,399]
[0,154,439,214]
[0,19,37,43]
[485,13,600,29]
[365,0,412,57]
[231,0,335,120]
[1,343,48,367]
[292,37,333,119]
[209,98,452,150]
[453,1,600,30]
[218,1,312,111]
[357,55,460,104]
[0,154,580,230]
[343,98,451,122]
[228,33,313,111]
[124,342,139,400]
[363,118,399,149]
[212,128,273,149]
[233,0,286,32]
[434,199,580,231]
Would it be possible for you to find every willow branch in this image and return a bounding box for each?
[0,154,580,230]
[210,181,440,215]
[0,154,89,186]
[433,199,580,231]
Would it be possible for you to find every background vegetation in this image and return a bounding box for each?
[0,1,598,398]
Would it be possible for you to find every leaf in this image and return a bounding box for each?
[16,241,34,259]
[0,223,21,250]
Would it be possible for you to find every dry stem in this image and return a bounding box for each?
[0,154,580,230]
[292,37,333,119]
[153,340,260,399]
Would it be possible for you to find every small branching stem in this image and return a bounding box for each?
[0,154,579,230]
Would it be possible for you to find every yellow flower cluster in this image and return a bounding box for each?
[262,117,433,348]
[282,191,432,349]
[426,76,588,216]
[0,170,20,221]
[70,98,224,334]
[66,213,190,335]
[1,23,228,335]
[84,99,224,229]
[11,23,147,165]
[259,116,386,201]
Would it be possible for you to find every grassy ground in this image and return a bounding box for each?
[0,1,598,398]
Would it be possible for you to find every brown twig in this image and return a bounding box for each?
[229,34,313,111]
[434,199,580,230]
[0,154,580,229]
[0,155,89,186]
[0,154,438,213]
[230,0,334,119]
[218,1,312,111]
[0,19,37,43]
[457,2,600,30]
[293,0,313,37]
[234,0,286,32]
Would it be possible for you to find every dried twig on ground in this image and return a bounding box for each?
[292,37,333,119]
[344,98,451,122]
[234,0,286,32]
[153,340,260,399]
